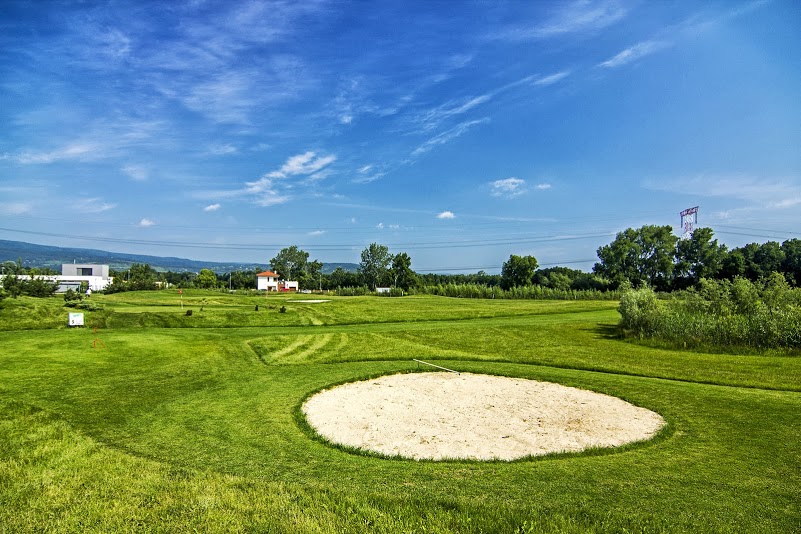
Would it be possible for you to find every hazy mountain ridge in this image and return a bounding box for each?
[0,240,358,274]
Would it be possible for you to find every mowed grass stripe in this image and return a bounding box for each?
[282,333,334,364]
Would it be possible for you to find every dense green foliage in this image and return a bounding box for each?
[0,273,59,298]
[500,254,539,289]
[0,292,799,533]
[595,225,679,290]
[271,245,323,290]
[195,268,218,289]
[390,251,416,290]
[596,226,801,290]
[359,242,393,289]
[413,282,619,300]
[619,276,801,351]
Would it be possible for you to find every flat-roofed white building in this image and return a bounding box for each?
[58,264,112,291]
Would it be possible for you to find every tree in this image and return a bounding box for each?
[196,268,218,289]
[330,267,360,288]
[390,252,416,290]
[1,273,23,298]
[674,227,727,289]
[752,241,784,280]
[128,263,158,290]
[720,249,745,280]
[271,246,307,281]
[359,243,392,289]
[271,246,323,289]
[304,259,324,290]
[163,270,196,288]
[22,276,58,297]
[594,225,677,289]
[781,239,801,286]
[500,254,538,290]
[0,260,19,275]
[227,269,259,290]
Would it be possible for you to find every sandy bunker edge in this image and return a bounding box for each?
[302,372,665,461]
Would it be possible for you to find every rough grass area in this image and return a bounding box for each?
[0,291,799,532]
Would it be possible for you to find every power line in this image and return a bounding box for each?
[0,226,612,252]
[714,225,801,238]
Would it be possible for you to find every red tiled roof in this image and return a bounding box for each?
[257,270,280,277]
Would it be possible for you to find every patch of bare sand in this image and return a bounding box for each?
[302,372,664,461]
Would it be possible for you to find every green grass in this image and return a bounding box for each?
[0,291,799,532]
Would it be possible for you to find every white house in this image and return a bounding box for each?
[257,270,279,290]
[59,264,112,291]
[257,271,298,292]
[5,263,113,292]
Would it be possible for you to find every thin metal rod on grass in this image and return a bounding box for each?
[413,359,460,375]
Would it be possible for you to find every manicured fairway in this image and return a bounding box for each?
[0,292,799,532]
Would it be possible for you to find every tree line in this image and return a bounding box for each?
[594,225,801,291]
[4,226,799,298]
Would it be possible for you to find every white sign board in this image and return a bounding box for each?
[680,206,699,238]
[68,312,84,327]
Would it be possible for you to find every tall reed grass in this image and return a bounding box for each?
[412,283,620,300]
[619,273,801,351]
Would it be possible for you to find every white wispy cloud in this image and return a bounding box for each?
[533,71,572,86]
[416,94,492,132]
[352,164,386,184]
[496,0,627,41]
[138,218,156,227]
[75,198,117,213]
[536,183,552,190]
[0,202,33,215]
[491,177,527,198]
[308,230,326,236]
[242,151,336,206]
[204,203,221,212]
[12,142,100,164]
[268,151,337,179]
[412,118,489,157]
[307,169,333,182]
[244,177,292,206]
[437,211,455,219]
[208,144,238,156]
[122,164,148,181]
[598,40,671,68]
[644,175,801,210]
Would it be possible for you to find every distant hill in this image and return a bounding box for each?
[0,239,358,274]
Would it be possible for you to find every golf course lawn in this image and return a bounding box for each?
[0,291,799,532]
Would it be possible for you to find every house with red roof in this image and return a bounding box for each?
[256,270,298,292]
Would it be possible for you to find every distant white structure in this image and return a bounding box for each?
[256,270,298,292]
[680,206,699,239]
[6,263,113,292]
[375,287,391,294]
[59,264,112,291]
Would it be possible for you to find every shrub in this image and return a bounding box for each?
[63,288,83,303]
[618,286,660,338]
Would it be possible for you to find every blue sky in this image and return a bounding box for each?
[1,0,799,272]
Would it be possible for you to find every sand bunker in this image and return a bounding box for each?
[302,372,664,461]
